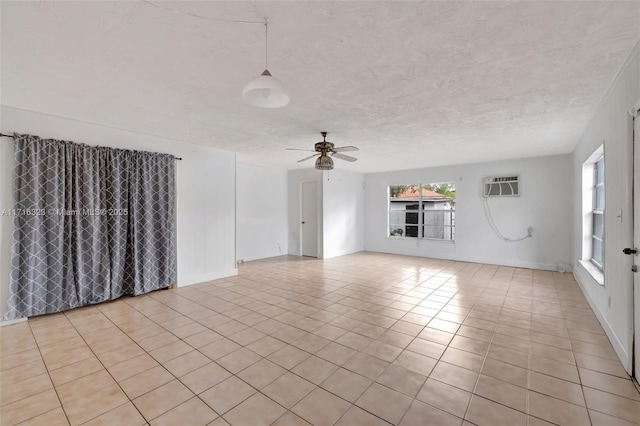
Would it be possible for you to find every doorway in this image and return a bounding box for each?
[301,180,318,257]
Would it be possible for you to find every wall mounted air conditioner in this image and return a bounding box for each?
[483,175,520,197]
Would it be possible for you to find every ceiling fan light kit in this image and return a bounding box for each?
[315,153,334,170]
[287,132,360,170]
[243,19,289,108]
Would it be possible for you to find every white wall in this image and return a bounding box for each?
[236,163,288,262]
[364,155,573,270]
[287,168,322,256]
[0,106,237,321]
[323,169,365,259]
[571,43,639,373]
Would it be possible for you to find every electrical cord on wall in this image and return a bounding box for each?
[482,197,533,242]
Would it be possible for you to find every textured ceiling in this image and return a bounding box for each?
[1,1,639,173]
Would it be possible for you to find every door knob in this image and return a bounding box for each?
[622,248,637,255]
[301,221,306,224]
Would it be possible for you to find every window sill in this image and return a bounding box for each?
[387,236,455,244]
[578,260,604,286]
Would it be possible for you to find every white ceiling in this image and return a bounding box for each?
[1,1,639,173]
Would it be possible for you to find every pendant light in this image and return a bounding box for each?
[242,19,289,108]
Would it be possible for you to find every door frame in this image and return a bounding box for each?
[631,99,640,379]
[299,179,321,258]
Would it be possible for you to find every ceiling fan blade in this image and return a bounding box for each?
[332,152,358,162]
[298,154,319,163]
[286,148,316,152]
[332,146,359,152]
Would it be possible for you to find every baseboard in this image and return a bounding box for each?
[0,317,27,327]
[574,265,632,374]
[364,247,568,272]
[177,268,238,287]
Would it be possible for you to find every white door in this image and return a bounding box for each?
[301,181,318,257]
[633,103,640,379]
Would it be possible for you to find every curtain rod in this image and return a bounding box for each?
[0,133,182,160]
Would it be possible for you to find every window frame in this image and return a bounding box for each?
[388,183,456,242]
[591,155,605,270]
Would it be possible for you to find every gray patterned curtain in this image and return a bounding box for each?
[4,133,176,320]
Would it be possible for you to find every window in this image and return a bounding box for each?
[389,183,455,240]
[580,146,604,284]
[591,156,604,270]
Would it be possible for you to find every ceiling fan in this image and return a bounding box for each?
[287,132,359,170]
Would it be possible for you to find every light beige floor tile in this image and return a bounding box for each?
[1,372,53,407]
[418,327,455,345]
[216,347,262,374]
[474,374,527,412]
[480,357,528,388]
[320,368,372,403]
[180,362,231,394]
[529,371,585,406]
[579,368,640,400]
[246,335,287,357]
[583,387,640,424]
[182,329,223,349]
[291,355,339,385]
[271,411,312,426]
[589,409,639,426]
[440,347,484,372]
[1,359,47,386]
[406,338,447,359]
[268,345,311,369]
[83,402,146,426]
[400,400,464,426]
[417,378,471,418]
[292,387,351,426]
[528,391,590,426]
[149,397,217,426]
[223,393,286,426]
[163,350,211,377]
[450,335,490,356]
[17,407,69,426]
[263,372,316,408]
[376,364,427,397]
[119,365,174,399]
[465,395,526,426]
[237,358,287,389]
[106,353,158,383]
[392,350,438,376]
[574,352,629,378]
[1,389,61,425]
[199,376,256,414]
[356,382,412,424]
[335,406,389,426]
[63,383,129,425]
[430,362,479,392]
[133,379,194,421]
[343,352,389,380]
[530,355,580,383]
[148,340,193,364]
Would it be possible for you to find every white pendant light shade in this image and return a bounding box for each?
[242,70,289,108]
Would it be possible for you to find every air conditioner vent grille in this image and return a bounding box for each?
[483,175,520,197]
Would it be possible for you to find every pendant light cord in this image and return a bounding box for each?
[265,18,268,70]
[142,0,265,25]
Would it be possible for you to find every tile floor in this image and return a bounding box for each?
[1,252,639,425]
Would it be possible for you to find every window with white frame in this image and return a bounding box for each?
[591,156,605,270]
[388,183,455,240]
